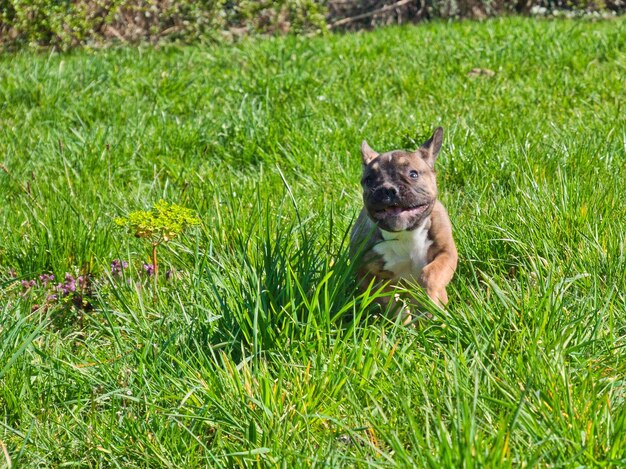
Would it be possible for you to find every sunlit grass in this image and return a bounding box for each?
[1,17,625,466]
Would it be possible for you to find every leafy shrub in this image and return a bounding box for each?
[0,0,326,49]
[228,0,327,35]
[0,0,623,49]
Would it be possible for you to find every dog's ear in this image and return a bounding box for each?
[361,140,379,165]
[418,127,444,168]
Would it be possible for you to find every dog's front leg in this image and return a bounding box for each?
[418,249,458,307]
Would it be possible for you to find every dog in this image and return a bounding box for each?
[350,127,457,318]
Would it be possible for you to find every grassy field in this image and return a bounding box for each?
[1,17,625,467]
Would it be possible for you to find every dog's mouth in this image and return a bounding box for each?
[372,203,430,220]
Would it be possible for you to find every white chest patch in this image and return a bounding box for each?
[373,221,432,281]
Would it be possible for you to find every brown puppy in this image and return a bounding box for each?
[350,127,457,316]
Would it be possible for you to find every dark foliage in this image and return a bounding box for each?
[0,0,623,49]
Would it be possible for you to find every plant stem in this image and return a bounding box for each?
[152,243,158,302]
[152,243,159,279]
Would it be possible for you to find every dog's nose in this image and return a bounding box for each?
[375,185,398,202]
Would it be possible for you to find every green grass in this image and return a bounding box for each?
[1,17,625,467]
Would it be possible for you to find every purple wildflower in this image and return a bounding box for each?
[39,273,55,286]
[65,273,77,292]
[142,263,155,276]
[47,294,58,302]
[77,275,88,290]
[21,279,36,290]
[57,273,77,295]
[111,259,129,277]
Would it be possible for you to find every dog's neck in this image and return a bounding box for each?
[379,217,431,241]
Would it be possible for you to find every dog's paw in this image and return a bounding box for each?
[425,288,447,307]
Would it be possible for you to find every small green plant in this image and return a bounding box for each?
[115,200,200,284]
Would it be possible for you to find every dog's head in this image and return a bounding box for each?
[359,127,443,232]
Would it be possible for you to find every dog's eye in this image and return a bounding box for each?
[363,175,374,187]
[409,170,420,179]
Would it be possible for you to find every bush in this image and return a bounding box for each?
[0,0,623,49]
[226,0,327,36]
[0,0,327,49]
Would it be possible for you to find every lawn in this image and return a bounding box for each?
[1,17,625,467]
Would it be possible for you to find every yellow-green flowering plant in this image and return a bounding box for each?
[115,200,200,282]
